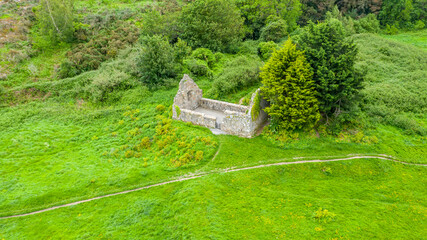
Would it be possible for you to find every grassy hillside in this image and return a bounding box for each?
[0,32,426,221]
[0,1,426,238]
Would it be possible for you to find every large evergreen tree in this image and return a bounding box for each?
[296,19,364,119]
[260,39,320,130]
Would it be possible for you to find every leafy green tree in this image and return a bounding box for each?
[260,16,288,42]
[296,19,364,118]
[136,35,177,87]
[179,0,245,51]
[36,0,74,43]
[379,0,414,28]
[260,39,320,130]
[236,0,301,39]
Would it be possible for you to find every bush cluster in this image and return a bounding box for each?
[136,35,178,87]
[209,56,262,98]
[85,67,137,102]
[59,24,139,79]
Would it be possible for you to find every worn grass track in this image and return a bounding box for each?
[1,155,425,220]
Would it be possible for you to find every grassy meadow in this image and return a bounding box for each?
[0,0,426,238]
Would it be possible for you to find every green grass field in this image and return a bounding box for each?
[1,159,425,239]
[381,29,427,51]
[0,1,426,237]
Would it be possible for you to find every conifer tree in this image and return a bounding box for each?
[296,19,364,118]
[260,39,320,130]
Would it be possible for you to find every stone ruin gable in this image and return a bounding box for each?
[172,75,268,138]
[173,74,203,111]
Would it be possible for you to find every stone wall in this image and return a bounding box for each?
[220,90,270,137]
[172,75,269,138]
[199,98,248,113]
[175,109,216,129]
[221,111,253,138]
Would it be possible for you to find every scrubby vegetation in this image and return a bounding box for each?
[0,0,426,238]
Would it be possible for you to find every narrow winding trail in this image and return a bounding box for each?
[1,155,425,220]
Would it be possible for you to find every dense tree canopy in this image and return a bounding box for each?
[236,0,302,39]
[379,0,427,28]
[179,0,245,51]
[261,39,320,130]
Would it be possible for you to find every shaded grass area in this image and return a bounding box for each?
[1,159,425,239]
[381,29,427,51]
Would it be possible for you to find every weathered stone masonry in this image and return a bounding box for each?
[172,75,269,138]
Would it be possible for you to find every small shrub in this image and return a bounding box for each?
[314,208,336,222]
[138,137,151,150]
[321,166,332,175]
[385,24,399,35]
[195,151,204,161]
[127,128,140,137]
[414,20,425,30]
[86,68,136,102]
[175,105,181,117]
[214,52,224,63]
[191,48,216,68]
[124,150,135,158]
[354,14,380,34]
[184,58,212,77]
[156,104,166,112]
[237,40,259,55]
